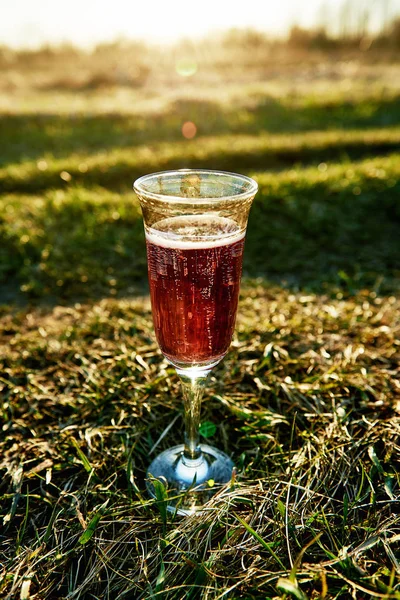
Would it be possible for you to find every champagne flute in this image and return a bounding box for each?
[134,169,258,514]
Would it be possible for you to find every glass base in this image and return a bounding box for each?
[146,444,235,516]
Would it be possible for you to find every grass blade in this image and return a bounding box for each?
[277,577,308,600]
[234,512,285,569]
[70,437,93,474]
[78,500,109,545]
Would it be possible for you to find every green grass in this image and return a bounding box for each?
[1,78,400,599]
[1,151,399,300]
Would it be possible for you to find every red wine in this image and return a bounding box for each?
[146,216,245,366]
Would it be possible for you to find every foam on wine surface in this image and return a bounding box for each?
[145,215,245,249]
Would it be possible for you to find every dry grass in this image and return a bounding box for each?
[1,288,399,598]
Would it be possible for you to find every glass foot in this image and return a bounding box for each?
[146,444,235,516]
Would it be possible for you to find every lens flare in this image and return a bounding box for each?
[182,121,197,139]
[175,59,197,77]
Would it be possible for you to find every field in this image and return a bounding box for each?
[1,46,400,599]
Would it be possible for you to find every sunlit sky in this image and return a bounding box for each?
[2,0,400,48]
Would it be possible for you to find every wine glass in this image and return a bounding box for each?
[134,169,258,514]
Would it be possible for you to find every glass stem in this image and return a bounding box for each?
[176,368,210,462]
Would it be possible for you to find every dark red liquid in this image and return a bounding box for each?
[146,218,245,366]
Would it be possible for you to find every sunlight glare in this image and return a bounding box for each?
[1,0,397,49]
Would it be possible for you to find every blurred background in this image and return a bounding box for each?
[1,0,400,301]
[2,0,400,99]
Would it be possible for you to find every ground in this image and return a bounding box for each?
[0,51,400,599]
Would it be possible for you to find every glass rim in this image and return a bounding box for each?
[133,169,258,204]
